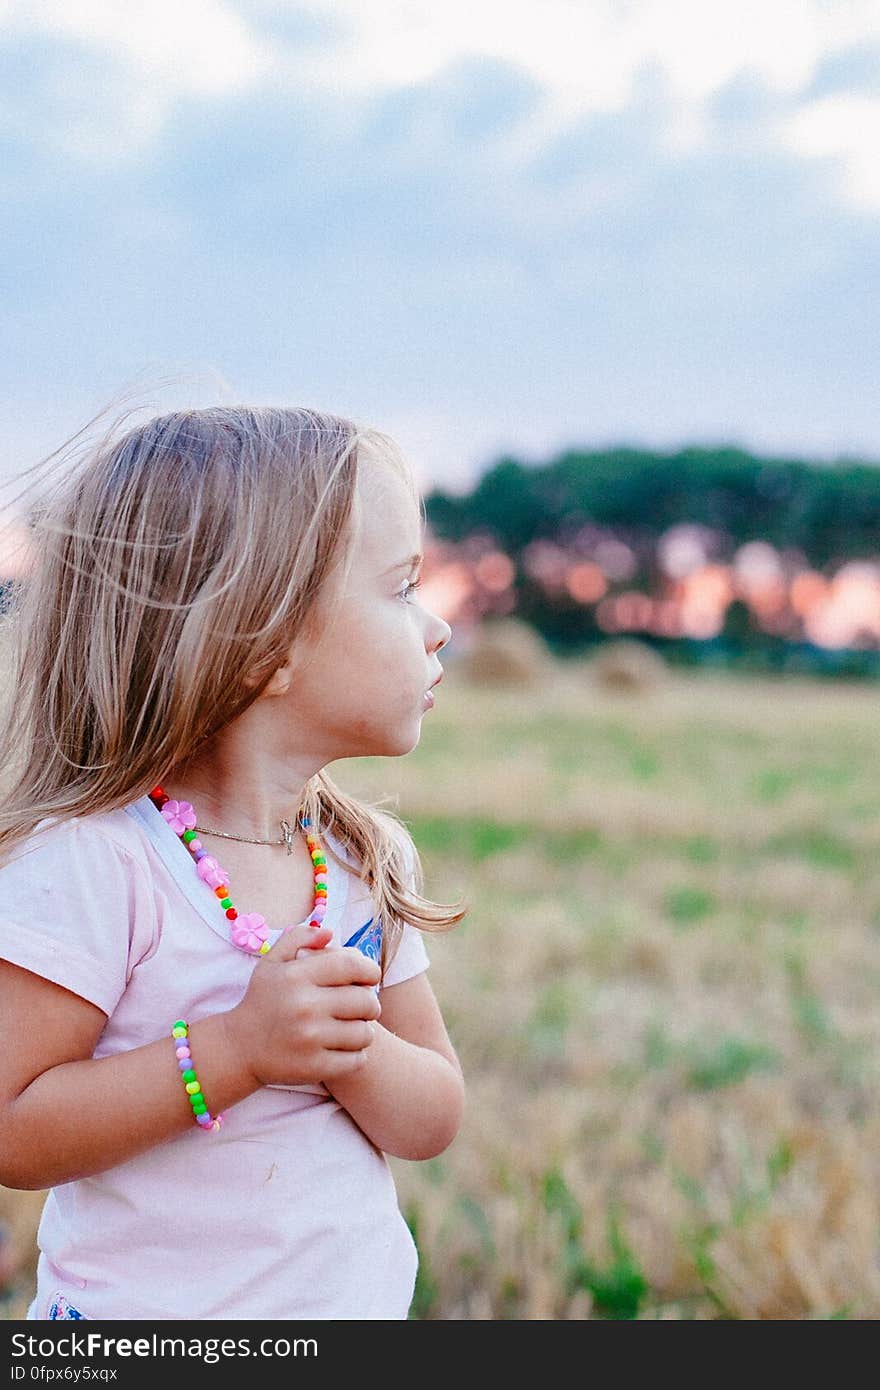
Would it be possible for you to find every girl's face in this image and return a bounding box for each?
[280,459,451,762]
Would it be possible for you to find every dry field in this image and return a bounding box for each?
[4,654,880,1318]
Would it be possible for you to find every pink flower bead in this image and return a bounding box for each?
[230,912,270,953]
[161,799,197,835]
[196,855,229,890]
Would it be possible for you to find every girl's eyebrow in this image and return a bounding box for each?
[382,553,423,575]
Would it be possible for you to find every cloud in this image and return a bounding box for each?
[6,0,270,93]
[1,0,274,162]
[3,0,880,208]
[781,92,880,212]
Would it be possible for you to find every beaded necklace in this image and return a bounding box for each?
[148,784,328,956]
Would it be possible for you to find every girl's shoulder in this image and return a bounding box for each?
[0,805,160,1017]
[0,804,153,881]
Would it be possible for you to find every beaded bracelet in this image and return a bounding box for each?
[171,1020,223,1132]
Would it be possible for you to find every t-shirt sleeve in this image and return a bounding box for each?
[0,819,158,1016]
[382,920,431,988]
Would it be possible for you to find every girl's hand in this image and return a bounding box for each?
[223,924,382,1089]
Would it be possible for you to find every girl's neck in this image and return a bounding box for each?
[161,718,326,842]
[159,772,313,844]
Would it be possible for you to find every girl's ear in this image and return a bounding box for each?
[264,663,292,696]
[242,655,291,695]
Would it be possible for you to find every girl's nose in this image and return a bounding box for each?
[432,616,452,652]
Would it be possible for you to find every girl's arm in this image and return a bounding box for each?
[322,970,465,1160]
[0,959,258,1188]
[0,925,380,1191]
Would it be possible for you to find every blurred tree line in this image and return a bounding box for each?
[425,446,880,675]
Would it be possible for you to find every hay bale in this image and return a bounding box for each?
[456,618,553,687]
[589,638,667,692]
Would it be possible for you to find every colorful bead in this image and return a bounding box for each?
[149,785,330,958]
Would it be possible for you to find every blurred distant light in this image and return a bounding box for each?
[614,590,653,630]
[789,569,828,615]
[680,607,724,639]
[650,599,682,637]
[801,561,880,648]
[574,523,604,553]
[522,539,569,589]
[746,579,788,621]
[830,562,880,631]
[677,563,732,638]
[594,537,637,582]
[657,523,715,579]
[832,560,880,588]
[734,540,783,585]
[682,563,734,606]
[474,550,515,593]
[565,561,607,605]
[804,608,855,650]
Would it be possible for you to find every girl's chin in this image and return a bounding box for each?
[388,722,424,755]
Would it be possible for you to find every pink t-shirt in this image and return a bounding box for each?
[0,794,430,1320]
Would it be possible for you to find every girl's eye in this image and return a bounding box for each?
[400,577,422,602]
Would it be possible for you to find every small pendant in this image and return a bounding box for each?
[280,819,294,855]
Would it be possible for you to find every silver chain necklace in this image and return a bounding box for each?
[193,818,298,854]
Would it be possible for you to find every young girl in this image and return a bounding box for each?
[0,405,466,1321]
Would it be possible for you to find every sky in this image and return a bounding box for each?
[1,0,879,502]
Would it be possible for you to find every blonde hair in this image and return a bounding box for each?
[0,405,465,975]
